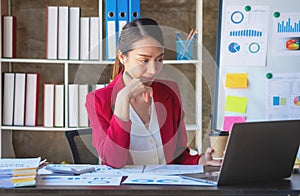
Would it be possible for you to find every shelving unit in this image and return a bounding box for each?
[0,0,203,157]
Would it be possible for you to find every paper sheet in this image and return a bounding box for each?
[220,5,270,66]
[265,72,300,120]
[143,164,203,175]
[123,174,214,186]
[36,175,122,186]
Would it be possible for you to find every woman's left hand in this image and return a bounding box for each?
[198,147,222,166]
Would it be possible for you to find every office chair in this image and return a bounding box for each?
[64,129,100,164]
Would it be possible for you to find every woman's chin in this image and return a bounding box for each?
[143,81,153,86]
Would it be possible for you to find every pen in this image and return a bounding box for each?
[186,29,195,40]
[176,31,186,49]
[125,71,133,80]
[179,29,198,59]
[176,31,183,41]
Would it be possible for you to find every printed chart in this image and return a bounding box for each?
[220,5,270,66]
[265,72,300,120]
[272,13,300,56]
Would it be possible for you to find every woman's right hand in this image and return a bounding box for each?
[121,78,153,102]
[113,77,153,122]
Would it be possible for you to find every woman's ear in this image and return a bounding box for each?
[118,50,126,65]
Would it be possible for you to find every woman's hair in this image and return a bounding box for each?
[111,18,164,80]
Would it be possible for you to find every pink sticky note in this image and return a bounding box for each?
[223,116,246,131]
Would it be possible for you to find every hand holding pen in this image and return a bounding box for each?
[124,71,153,103]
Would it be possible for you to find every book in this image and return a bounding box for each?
[25,73,40,126]
[45,164,95,175]
[2,16,16,58]
[43,83,55,127]
[13,73,26,126]
[54,84,64,127]
[68,84,79,127]
[0,175,36,188]
[58,6,69,59]
[79,84,89,127]
[0,157,41,188]
[89,17,99,60]
[69,7,80,60]
[2,73,15,125]
[80,17,90,60]
[46,6,58,59]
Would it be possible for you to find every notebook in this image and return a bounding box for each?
[181,120,300,186]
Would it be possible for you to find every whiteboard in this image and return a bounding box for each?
[214,0,300,130]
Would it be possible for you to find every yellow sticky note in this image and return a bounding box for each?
[225,95,248,114]
[225,73,248,88]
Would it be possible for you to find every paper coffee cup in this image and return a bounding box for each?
[209,131,229,160]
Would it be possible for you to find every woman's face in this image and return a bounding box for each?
[120,37,164,86]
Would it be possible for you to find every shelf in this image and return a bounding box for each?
[186,124,198,131]
[1,124,197,131]
[0,0,203,159]
[1,126,89,131]
[0,58,199,65]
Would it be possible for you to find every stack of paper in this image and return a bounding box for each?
[0,157,41,188]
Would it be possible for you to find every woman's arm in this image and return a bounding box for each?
[85,91,131,168]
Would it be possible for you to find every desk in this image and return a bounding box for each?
[1,167,300,196]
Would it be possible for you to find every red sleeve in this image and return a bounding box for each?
[85,91,131,168]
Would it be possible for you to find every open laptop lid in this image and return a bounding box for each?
[218,120,300,185]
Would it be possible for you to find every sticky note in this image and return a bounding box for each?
[225,73,248,88]
[223,116,246,131]
[225,95,248,114]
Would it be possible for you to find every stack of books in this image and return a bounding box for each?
[0,157,41,188]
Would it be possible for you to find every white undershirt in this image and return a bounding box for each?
[129,98,166,165]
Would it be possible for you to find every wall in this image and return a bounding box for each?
[5,0,218,163]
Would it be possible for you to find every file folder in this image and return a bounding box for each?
[90,17,100,60]
[105,0,117,60]
[46,6,58,59]
[14,73,26,126]
[80,17,90,60]
[128,0,140,22]
[117,0,128,36]
[69,7,80,60]
[58,6,69,60]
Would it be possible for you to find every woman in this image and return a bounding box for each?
[85,18,221,168]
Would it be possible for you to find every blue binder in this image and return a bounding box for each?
[105,0,117,60]
[117,0,129,37]
[128,0,140,22]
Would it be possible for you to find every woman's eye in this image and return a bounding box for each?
[140,59,149,63]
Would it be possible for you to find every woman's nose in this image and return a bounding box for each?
[147,61,156,74]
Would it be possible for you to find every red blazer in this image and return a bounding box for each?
[85,72,200,168]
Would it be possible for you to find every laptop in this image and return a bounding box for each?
[181,120,300,186]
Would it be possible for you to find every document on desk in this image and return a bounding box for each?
[80,165,144,177]
[80,164,203,176]
[123,174,214,186]
[143,164,204,175]
[36,175,122,186]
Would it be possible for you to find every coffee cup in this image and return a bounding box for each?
[209,131,229,160]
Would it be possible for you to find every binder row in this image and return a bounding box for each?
[105,0,140,60]
[2,72,106,128]
[2,73,39,126]
[46,6,100,60]
[43,83,106,128]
